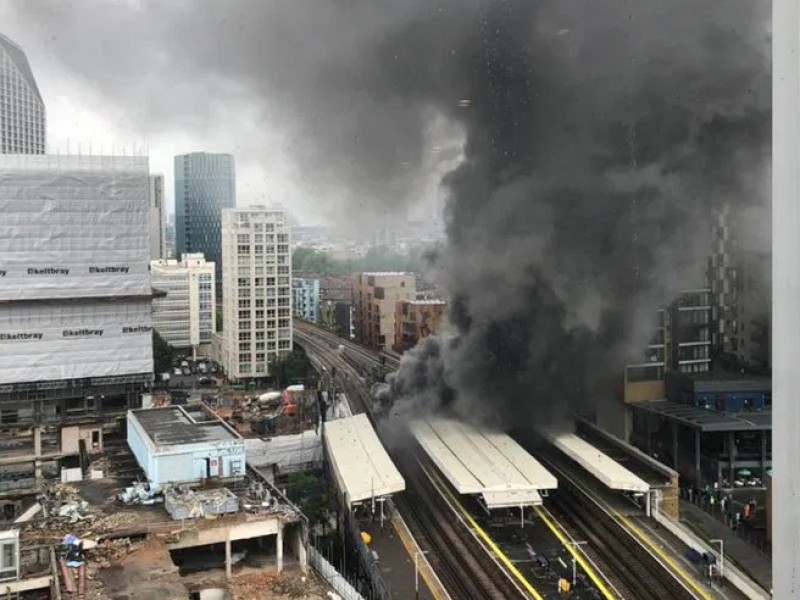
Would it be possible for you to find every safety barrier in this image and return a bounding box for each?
[309,545,367,600]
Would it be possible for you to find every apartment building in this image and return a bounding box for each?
[151,253,215,356]
[352,272,416,351]
[292,278,320,323]
[220,207,292,381]
[393,300,447,353]
[149,174,165,259]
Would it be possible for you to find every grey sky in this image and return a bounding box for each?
[1,0,462,229]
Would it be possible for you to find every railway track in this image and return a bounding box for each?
[541,452,700,600]
[296,320,710,600]
[294,325,528,599]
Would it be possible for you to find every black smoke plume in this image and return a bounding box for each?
[9,0,771,427]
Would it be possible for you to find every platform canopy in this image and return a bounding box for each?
[411,416,557,509]
[548,433,650,493]
[324,414,405,505]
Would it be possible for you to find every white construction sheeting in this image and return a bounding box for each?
[548,433,650,493]
[0,298,153,383]
[245,430,323,472]
[323,413,405,505]
[0,155,151,301]
[411,416,557,508]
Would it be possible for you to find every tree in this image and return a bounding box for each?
[152,331,175,374]
[270,350,311,386]
[285,472,328,529]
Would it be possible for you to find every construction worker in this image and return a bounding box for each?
[61,534,86,599]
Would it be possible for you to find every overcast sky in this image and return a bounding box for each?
[0,1,455,230]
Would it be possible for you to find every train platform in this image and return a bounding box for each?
[361,514,437,600]
[680,500,772,591]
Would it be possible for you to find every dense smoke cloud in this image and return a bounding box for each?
[8,0,770,426]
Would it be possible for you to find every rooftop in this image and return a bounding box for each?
[633,400,772,432]
[130,406,241,447]
[411,416,557,508]
[323,414,405,504]
[361,271,412,277]
[670,370,771,392]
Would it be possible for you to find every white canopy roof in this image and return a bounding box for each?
[411,416,557,508]
[324,414,405,505]
[548,433,650,493]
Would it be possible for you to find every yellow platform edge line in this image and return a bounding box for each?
[423,465,546,600]
[616,513,715,600]
[389,513,450,600]
[533,506,618,600]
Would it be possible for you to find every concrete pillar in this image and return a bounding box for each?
[277,524,284,573]
[671,421,679,470]
[728,432,736,484]
[773,2,800,593]
[33,427,43,482]
[225,532,232,580]
[694,429,701,486]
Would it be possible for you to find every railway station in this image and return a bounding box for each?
[546,433,653,513]
[411,415,558,511]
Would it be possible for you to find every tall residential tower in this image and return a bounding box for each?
[174,152,235,288]
[220,207,292,381]
[0,32,46,154]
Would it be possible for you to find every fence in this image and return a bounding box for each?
[309,545,366,600]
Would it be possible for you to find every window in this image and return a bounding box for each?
[1,543,15,570]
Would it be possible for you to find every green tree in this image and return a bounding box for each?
[152,331,174,374]
[285,472,328,528]
[270,350,311,386]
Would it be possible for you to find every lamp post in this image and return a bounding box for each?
[414,549,429,600]
[566,540,588,586]
[710,539,724,579]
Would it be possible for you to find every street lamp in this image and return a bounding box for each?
[566,540,588,586]
[710,539,724,578]
[414,549,429,600]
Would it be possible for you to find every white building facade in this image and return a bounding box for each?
[221,207,292,381]
[0,154,153,387]
[151,253,215,355]
[292,278,320,323]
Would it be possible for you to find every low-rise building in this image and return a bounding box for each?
[127,405,246,485]
[292,277,320,323]
[393,300,447,353]
[352,272,416,351]
[151,253,216,356]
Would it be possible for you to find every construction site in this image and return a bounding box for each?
[0,388,336,600]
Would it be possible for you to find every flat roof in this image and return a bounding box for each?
[669,370,771,392]
[411,416,557,508]
[323,414,405,504]
[547,433,650,493]
[633,400,772,432]
[130,406,241,447]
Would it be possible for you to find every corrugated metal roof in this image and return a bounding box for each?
[411,416,557,504]
[323,414,405,504]
[548,433,650,493]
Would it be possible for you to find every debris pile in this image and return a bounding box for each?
[227,571,329,600]
[118,481,163,505]
[164,486,239,520]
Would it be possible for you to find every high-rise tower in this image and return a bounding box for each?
[174,152,235,289]
[0,32,45,154]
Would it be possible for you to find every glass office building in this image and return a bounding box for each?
[0,32,46,154]
[174,152,236,290]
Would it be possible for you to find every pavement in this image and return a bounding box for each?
[361,516,436,600]
[680,500,772,591]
